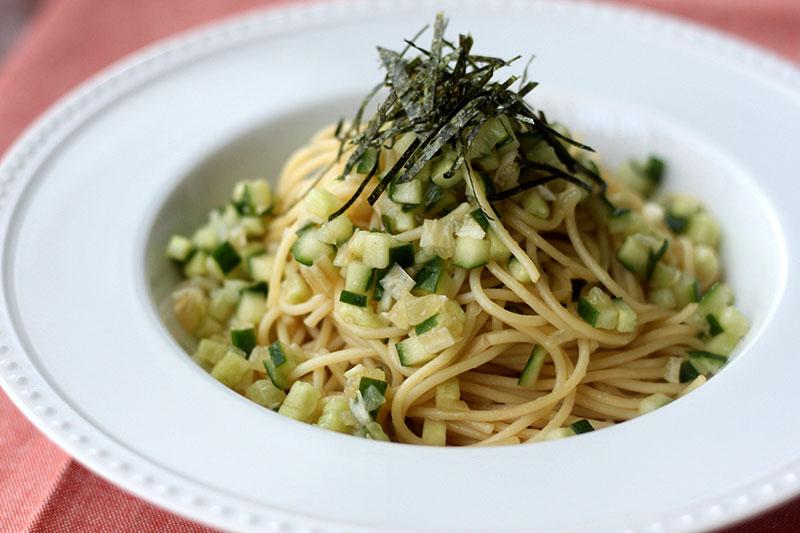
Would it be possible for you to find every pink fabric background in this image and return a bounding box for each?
[0,1,798,531]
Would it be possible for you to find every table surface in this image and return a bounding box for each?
[0,0,798,531]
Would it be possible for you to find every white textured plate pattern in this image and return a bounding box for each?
[1,1,799,531]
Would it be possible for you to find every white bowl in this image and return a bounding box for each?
[1,1,798,531]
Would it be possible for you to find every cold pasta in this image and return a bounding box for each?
[165,15,748,446]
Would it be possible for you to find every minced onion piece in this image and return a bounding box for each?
[420,219,455,258]
[663,356,682,384]
[642,202,665,226]
[380,264,416,300]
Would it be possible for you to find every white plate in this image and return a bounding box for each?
[1,1,798,531]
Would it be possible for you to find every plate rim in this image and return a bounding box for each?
[1,0,800,531]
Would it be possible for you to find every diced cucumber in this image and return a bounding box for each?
[694,244,719,284]
[470,208,490,230]
[283,271,311,304]
[167,235,194,262]
[518,345,547,388]
[361,232,392,269]
[617,234,667,280]
[316,396,353,433]
[193,339,228,366]
[183,250,208,277]
[617,156,665,198]
[339,290,367,307]
[687,350,727,374]
[430,151,465,189]
[570,419,595,434]
[390,178,424,206]
[359,377,388,417]
[607,211,647,236]
[638,393,671,415]
[236,291,267,325]
[668,195,702,219]
[417,327,455,353]
[317,215,354,245]
[487,230,511,263]
[211,350,252,388]
[396,336,432,366]
[469,117,511,160]
[264,341,299,390]
[679,360,700,383]
[381,210,418,234]
[414,257,446,293]
[706,314,724,336]
[519,132,559,166]
[645,239,669,280]
[613,299,637,333]
[398,295,447,327]
[356,147,378,174]
[520,189,550,219]
[392,132,417,158]
[508,256,531,283]
[209,286,240,322]
[674,274,700,308]
[664,211,688,234]
[435,378,461,409]
[337,302,386,328]
[649,263,680,289]
[240,216,265,237]
[705,332,739,356]
[452,236,490,269]
[577,298,599,326]
[194,316,223,338]
[389,243,415,268]
[649,287,677,309]
[192,225,219,251]
[422,419,447,446]
[696,283,734,318]
[616,235,651,276]
[245,379,286,409]
[686,212,720,248]
[291,226,334,266]
[204,254,226,281]
[414,314,439,335]
[345,262,373,293]
[278,381,321,422]
[544,427,575,441]
[718,306,749,338]
[211,241,241,274]
[232,179,272,215]
[578,287,618,329]
[248,253,274,282]
[230,326,257,355]
[305,188,343,221]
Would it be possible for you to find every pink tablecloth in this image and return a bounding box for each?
[0,1,798,531]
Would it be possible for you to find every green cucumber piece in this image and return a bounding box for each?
[518,345,547,388]
[339,290,367,307]
[230,327,257,355]
[211,241,241,274]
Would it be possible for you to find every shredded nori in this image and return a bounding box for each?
[329,13,608,220]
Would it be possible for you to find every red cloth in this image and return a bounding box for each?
[0,1,798,531]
